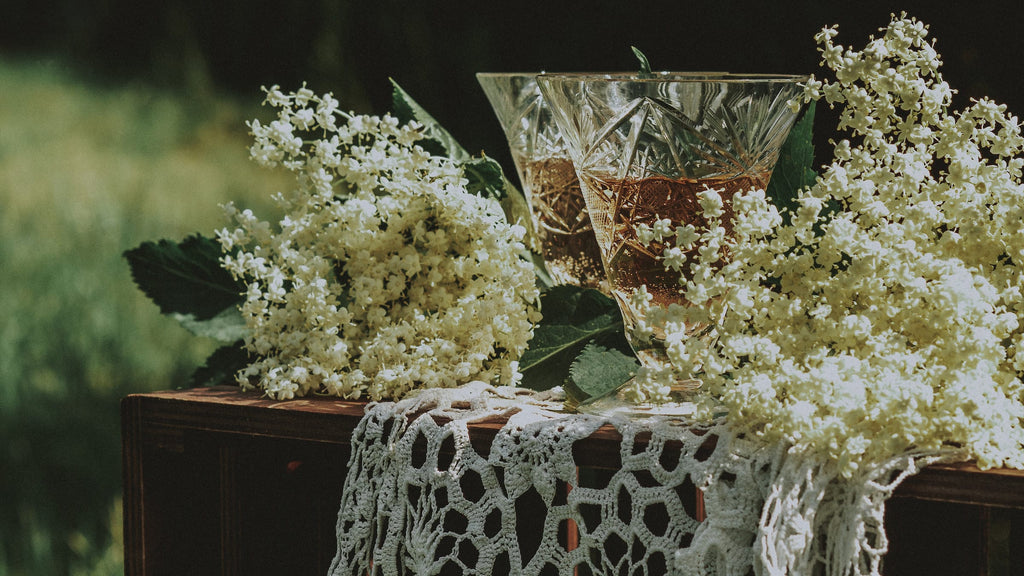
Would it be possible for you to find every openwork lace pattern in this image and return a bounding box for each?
[329,384,959,575]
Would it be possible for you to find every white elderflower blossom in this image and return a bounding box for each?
[219,86,539,400]
[648,14,1024,474]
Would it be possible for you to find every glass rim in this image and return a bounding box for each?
[476,72,547,78]
[536,71,810,83]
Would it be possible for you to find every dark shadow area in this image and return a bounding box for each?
[4,0,1023,173]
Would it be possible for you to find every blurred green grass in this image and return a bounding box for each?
[0,57,286,575]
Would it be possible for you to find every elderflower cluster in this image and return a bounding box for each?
[218,86,539,400]
[646,15,1024,473]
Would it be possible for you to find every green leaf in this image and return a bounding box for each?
[564,344,639,409]
[188,341,250,388]
[766,101,817,220]
[632,46,653,75]
[124,234,244,321]
[172,306,248,343]
[519,286,632,391]
[462,155,507,201]
[390,78,470,162]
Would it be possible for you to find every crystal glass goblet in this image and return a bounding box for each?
[477,73,605,289]
[537,72,807,405]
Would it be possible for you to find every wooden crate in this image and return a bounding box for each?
[122,386,1024,576]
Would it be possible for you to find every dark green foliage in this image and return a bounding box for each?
[766,101,817,220]
[564,344,639,408]
[519,286,632,392]
[460,155,508,202]
[124,234,244,321]
[124,234,251,389]
[189,342,250,387]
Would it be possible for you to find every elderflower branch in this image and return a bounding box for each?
[220,86,539,401]
[649,14,1024,475]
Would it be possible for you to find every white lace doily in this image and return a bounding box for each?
[329,383,960,576]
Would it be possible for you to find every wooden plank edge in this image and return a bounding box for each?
[121,395,146,576]
[126,388,1024,509]
[127,387,368,446]
[896,462,1024,510]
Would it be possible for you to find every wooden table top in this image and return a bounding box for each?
[123,385,1024,510]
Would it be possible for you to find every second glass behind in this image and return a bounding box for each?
[477,73,606,289]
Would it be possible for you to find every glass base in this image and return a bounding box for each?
[575,377,700,419]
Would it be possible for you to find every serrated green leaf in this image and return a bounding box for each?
[533,285,619,326]
[462,155,507,201]
[519,286,633,391]
[188,341,249,388]
[390,78,470,162]
[124,234,244,320]
[766,101,817,220]
[568,343,638,401]
[172,306,248,343]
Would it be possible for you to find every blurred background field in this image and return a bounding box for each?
[1,0,1022,574]
[0,59,285,574]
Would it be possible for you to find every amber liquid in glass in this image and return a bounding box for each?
[578,173,767,366]
[517,156,606,289]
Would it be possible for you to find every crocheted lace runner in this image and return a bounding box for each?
[329,383,958,575]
